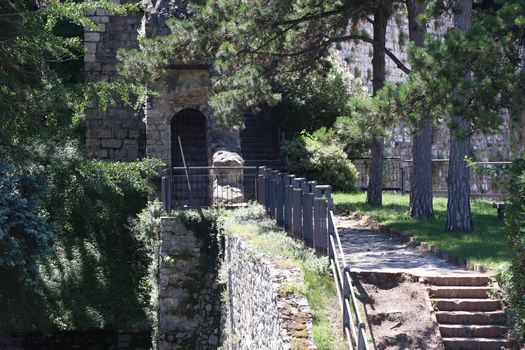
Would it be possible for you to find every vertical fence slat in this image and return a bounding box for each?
[313,197,328,255]
[302,181,316,248]
[292,178,305,239]
[284,175,295,234]
[276,173,286,226]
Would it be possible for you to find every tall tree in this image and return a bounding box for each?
[367,4,394,207]
[445,0,473,231]
[120,0,409,206]
[406,0,434,218]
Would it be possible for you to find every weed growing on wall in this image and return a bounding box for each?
[224,204,346,350]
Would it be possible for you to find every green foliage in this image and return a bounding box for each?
[275,53,364,135]
[397,1,525,133]
[0,0,144,150]
[177,208,225,275]
[119,1,396,126]
[0,146,163,331]
[129,201,165,348]
[333,192,508,268]
[281,133,359,192]
[223,204,345,349]
[0,163,55,284]
[38,157,161,331]
[499,153,525,343]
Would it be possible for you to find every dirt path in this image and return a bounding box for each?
[335,213,486,277]
[334,212,493,350]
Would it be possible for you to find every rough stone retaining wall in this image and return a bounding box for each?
[224,235,316,350]
[158,217,222,350]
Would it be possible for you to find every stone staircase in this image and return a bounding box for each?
[423,275,510,350]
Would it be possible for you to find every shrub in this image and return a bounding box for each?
[500,154,525,344]
[274,52,366,135]
[0,145,163,331]
[281,133,359,192]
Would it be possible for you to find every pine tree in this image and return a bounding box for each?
[406,0,434,218]
[120,0,410,207]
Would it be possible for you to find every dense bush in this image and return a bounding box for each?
[281,133,359,192]
[0,145,163,331]
[500,154,525,344]
[274,53,366,135]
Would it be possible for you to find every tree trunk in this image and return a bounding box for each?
[446,0,473,232]
[407,0,434,218]
[366,6,389,206]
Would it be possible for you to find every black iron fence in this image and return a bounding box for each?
[160,166,259,211]
[258,167,370,350]
[351,158,511,199]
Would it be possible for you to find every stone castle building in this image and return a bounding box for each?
[84,2,519,198]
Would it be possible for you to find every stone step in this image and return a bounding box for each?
[422,276,491,286]
[433,299,501,312]
[442,337,509,350]
[429,286,492,299]
[435,311,506,325]
[439,325,509,338]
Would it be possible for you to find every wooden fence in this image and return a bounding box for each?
[257,167,370,350]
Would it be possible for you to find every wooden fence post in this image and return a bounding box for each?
[268,170,277,219]
[284,174,295,234]
[265,168,272,214]
[257,167,266,207]
[292,178,305,239]
[276,172,287,227]
[313,185,329,255]
[302,181,316,248]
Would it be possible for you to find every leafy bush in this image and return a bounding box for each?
[0,146,163,331]
[281,133,359,192]
[0,163,55,284]
[274,52,366,135]
[499,154,525,344]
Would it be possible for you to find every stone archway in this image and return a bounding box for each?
[171,108,209,206]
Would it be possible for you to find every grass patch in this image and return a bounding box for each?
[224,205,346,350]
[333,192,509,269]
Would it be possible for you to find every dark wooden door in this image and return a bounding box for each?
[171,109,209,207]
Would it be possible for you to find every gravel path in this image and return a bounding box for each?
[335,214,487,277]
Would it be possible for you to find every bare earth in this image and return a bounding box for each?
[334,212,490,349]
[358,274,443,350]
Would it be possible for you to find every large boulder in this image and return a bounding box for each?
[212,150,245,204]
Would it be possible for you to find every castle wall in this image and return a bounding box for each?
[84,6,145,161]
[338,12,516,162]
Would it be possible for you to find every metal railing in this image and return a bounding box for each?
[160,166,259,211]
[351,158,511,199]
[258,167,370,350]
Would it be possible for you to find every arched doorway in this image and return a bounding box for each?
[171,109,209,206]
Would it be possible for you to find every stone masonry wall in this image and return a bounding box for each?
[338,12,516,162]
[159,217,222,350]
[84,3,145,161]
[224,235,316,350]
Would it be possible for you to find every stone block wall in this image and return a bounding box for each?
[158,217,222,350]
[338,12,517,162]
[223,235,316,350]
[84,4,146,161]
